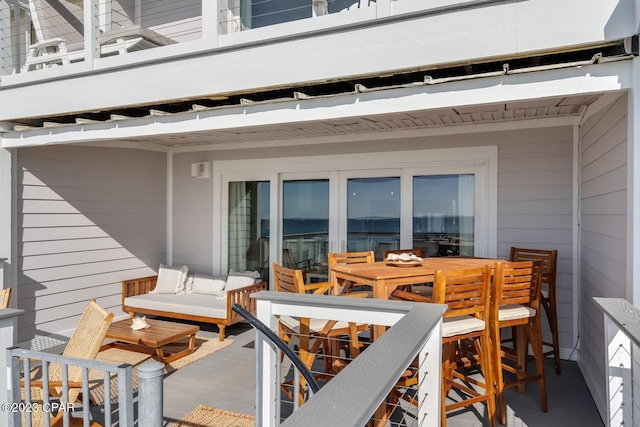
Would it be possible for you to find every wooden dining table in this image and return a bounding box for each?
[331,256,503,340]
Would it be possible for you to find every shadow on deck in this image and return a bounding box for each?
[160,322,603,427]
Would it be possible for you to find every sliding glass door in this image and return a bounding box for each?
[215,147,496,282]
[343,175,401,259]
[281,179,330,275]
[227,181,270,280]
[412,174,475,257]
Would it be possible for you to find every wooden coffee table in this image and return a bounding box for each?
[103,318,200,364]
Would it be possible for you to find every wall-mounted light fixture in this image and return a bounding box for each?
[191,161,211,179]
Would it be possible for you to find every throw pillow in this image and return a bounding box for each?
[183,273,195,294]
[191,274,227,296]
[155,264,189,294]
[226,270,261,292]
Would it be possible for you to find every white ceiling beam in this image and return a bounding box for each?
[1,60,630,149]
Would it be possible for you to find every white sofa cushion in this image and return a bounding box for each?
[191,274,227,296]
[124,293,227,319]
[226,270,261,292]
[156,264,188,294]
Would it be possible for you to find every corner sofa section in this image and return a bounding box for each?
[122,275,267,341]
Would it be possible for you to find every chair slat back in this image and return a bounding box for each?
[432,266,491,320]
[509,247,557,288]
[327,251,375,267]
[54,300,113,382]
[383,248,425,259]
[273,262,305,294]
[493,261,542,310]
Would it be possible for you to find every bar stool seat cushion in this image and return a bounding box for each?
[442,316,485,338]
[498,304,536,321]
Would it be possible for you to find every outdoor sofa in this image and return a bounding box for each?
[122,265,267,341]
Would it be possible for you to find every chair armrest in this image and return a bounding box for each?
[225,281,268,296]
[122,276,158,306]
[29,37,67,50]
[227,281,268,321]
[303,281,333,295]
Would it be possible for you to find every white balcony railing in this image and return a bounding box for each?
[252,291,446,426]
[2,0,493,80]
[594,297,640,427]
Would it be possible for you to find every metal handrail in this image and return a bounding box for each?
[231,304,320,393]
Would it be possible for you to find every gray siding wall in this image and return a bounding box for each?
[578,93,628,420]
[172,126,575,350]
[17,146,166,342]
[172,153,214,274]
[141,0,202,42]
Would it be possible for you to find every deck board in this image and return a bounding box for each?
[158,322,602,427]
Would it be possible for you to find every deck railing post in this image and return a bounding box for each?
[1,311,25,427]
[595,297,640,427]
[376,0,392,18]
[202,0,221,47]
[255,298,278,427]
[83,0,100,67]
[0,0,10,75]
[137,361,164,427]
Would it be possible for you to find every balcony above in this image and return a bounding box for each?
[0,0,638,123]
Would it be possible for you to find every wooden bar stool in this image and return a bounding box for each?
[435,265,496,427]
[510,247,561,374]
[391,266,496,427]
[491,261,547,424]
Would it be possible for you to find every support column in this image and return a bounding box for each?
[0,148,12,295]
[629,58,640,307]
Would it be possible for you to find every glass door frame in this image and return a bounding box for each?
[402,164,486,256]
[279,171,335,274]
[215,171,279,282]
[338,168,402,254]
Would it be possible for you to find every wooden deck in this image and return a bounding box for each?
[158,321,603,426]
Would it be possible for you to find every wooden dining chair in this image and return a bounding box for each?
[392,266,496,427]
[272,263,367,404]
[327,251,375,295]
[491,261,547,424]
[509,247,560,374]
[0,287,11,308]
[23,299,113,427]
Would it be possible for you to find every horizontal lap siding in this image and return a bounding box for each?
[496,131,575,353]
[17,146,167,342]
[173,125,575,347]
[171,153,214,275]
[578,92,628,421]
[142,0,202,42]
